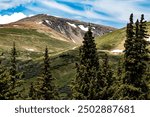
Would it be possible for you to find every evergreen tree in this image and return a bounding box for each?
[114,14,149,99]
[10,42,17,89]
[36,47,58,100]
[72,27,106,100]
[123,13,136,85]
[138,14,149,74]
[5,42,24,99]
[136,14,149,98]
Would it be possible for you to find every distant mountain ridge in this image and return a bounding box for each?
[1,14,116,44]
[0,14,117,54]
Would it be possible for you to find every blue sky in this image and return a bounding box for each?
[0,0,150,28]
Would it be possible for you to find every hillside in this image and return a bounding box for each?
[95,22,150,53]
[0,14,115,54]
[0,48,121,99]
[0,28,75,54]
[16,14,116,44]
[0,14,116,56]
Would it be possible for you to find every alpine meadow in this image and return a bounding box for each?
[0,13,150,100]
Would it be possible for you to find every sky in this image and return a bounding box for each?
[0,0,150,28]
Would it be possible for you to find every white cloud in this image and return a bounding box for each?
[38,0,112,21]
[0,0,34,10]
[0,0,149,27]
[40,0,82,15]
[0,12,27,24]
[91,0,150,23]
[50,0,150,26]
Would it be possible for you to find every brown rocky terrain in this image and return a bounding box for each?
[0,14,116,45]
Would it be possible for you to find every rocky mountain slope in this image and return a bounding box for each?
[0,14,116,45]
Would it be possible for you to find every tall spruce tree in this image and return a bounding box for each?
[136,14,149,97]
[36,47,58,100]
[138,14,149,74]
[72,27,107,100]
[123,13,136,85]
[113,14,149,99]
[5,42,24,99]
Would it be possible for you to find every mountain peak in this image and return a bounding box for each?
[0,14,116,44]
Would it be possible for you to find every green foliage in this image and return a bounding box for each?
[0,43,25,99]
[28,82,38,100]
[72,27,106,100]
[112,84,146,100]
[100,53,115,99]
[117,59,123,78]
[30,47,59,100]
[5,43,24,99]
[101,54,114,86]
[116,14,150,99]
[0,62,9,99]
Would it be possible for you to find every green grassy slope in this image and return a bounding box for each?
[95,22,150,50]
[95,28,126,50]
[0,28,75,53]
[0,46,122,99]
[18,50,121,99]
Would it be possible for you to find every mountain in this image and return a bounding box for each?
[0,14,116,54]
[0,15,149,99]
[15,14,116,44]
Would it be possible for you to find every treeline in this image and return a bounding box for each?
[0,14,150,100]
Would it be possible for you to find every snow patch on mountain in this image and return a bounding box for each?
[67,22,77,28]
[78,25,88,31]
[92,27,95,29]
[45,20,52,25]
[36,21,42,24]
[38,21,42,24]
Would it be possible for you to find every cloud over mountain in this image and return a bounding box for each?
[0,12,26,24]
[0,0,150,27]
